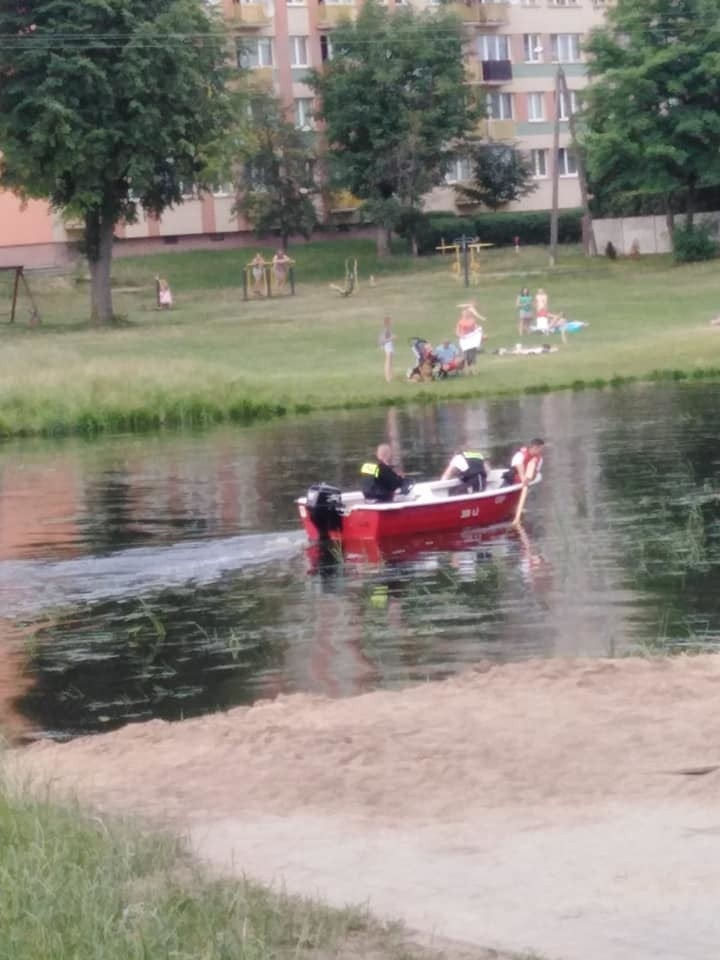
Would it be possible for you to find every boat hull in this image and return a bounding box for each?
[297,472,538,542]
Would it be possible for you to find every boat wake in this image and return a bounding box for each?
[0,531,306,617]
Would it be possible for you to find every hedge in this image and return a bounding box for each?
[410,209,583,254]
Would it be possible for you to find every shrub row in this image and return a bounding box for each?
[408,209,584,255]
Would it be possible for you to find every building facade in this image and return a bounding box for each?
[0,0,607,267]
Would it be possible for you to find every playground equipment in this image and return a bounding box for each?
[329,257,359,297]
[436,235,493,287]
[242,256,296,301]
[0,266,40,325]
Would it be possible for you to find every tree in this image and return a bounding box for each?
[0,0,231,323]
[582,0,720,228]
[455,144,536,211]
[308,0,477,256]
[235,94,318,249]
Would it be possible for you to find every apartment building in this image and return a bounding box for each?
[0,0,607,267]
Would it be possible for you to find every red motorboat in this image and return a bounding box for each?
[296,468,541,542]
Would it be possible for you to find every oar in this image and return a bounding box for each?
[512,483,529,527]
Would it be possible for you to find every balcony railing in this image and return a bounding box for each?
[451,1,509,25]
[317,3,357,29]
[231,2,270,27]
[474,118,516,140]
[480,59,512,83]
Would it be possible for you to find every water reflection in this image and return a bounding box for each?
[1,383,720,741]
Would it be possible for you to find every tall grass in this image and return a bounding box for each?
[0,780,432,960]
[1,245,719,438]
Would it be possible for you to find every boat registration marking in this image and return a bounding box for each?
[460,508,481,519]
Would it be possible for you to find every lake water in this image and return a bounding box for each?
[1,382,719,741]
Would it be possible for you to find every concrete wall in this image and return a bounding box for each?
[592,212,720,255]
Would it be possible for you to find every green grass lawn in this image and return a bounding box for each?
[0,239,718,437]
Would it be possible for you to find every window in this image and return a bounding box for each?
[523,34,543,62]
[289,36,308,67]
[238,37,273,68]
[478,34,510,61]
[294,97,314,129]
[557,89,579,120]
[530,149,547,178]
[320,34,334,62]
[212,183,234,197]
[286,0,305,5]
[444,156,472,184]
[557,147,578,176]
[548,0,579,6]
[486,91,513,120]
[551,34,581,62]
[527,92,545,122]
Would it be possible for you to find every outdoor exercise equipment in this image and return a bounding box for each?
[0,266,40,325]
[242,257,296,301]
[329,257,359,297]
[436,236,493,287]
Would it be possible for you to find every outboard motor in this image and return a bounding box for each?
[305,483,343,539]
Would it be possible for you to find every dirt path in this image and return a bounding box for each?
[13,655,720,960]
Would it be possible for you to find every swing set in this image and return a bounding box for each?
[0,266,40,325]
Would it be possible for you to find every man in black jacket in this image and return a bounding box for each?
[360,444,407,501]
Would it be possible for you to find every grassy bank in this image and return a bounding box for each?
[1,780,471,960]
[0,241,719,437]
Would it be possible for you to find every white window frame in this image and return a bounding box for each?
[286,0,305,5]
[558,147,578,176]
[239,36,273,69]
[486,91,513,120]
[478,34,510,61]
[551,33,581,63]
[523,34,543,62]
[527,92,545,122]
[289,35,309,68]
[294,97,314,130]
[557,89,579,120]
[444,156,472,184]
[530,149,547,179]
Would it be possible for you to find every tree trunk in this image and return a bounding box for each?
[375,223,390,257]
[686,185,696,228]
[86,211,115,324]
[281,233,289,251]
[410,233,419,257]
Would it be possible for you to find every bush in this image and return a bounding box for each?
[412,209,583,254]
[672,222,717,263]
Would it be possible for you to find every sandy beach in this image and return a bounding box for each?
[12,654,720,960]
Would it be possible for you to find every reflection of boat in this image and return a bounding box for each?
[297,469,541,542]
[342,524,513,564]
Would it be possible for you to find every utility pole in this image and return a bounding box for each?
[549,65,562,269]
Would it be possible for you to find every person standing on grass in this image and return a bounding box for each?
[272,249,291,293]
[455,300,485,374]
[250,253,265,297]
[157,276,173,310]
[379,315,395,383]
[516,286,533,336]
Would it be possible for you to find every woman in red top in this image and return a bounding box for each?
[455,300,485,374]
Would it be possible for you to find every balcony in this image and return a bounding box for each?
[480,59,512,83]
[317,3,357,29]
[230,2,270,28]
[451,1,509,25]
[474,118,516,140]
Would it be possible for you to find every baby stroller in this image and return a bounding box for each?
[407,337,439,382]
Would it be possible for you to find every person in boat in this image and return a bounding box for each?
[503,438,545,487]
[360,444,408,502]
[440,450,487,492]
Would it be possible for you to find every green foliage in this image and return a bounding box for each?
[235,93,318,245]
[411,210,583,254]
[308,0,477,249]
[583,0,720,221]
[456,144,537,211]
[672,222,717,262]
[0,0,231,321]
